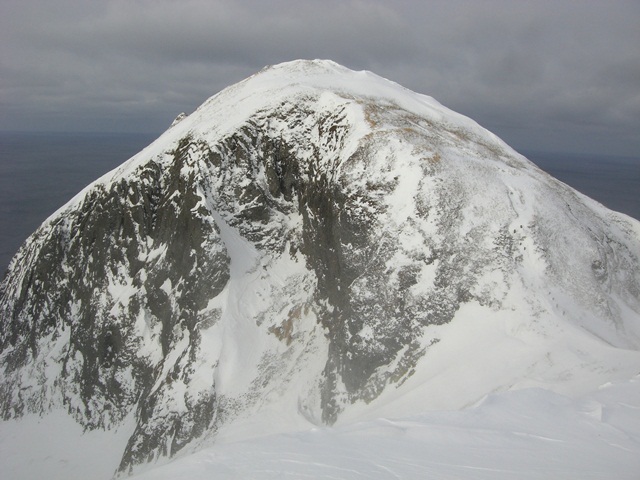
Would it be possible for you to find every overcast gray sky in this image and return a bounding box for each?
[1,0,639,156]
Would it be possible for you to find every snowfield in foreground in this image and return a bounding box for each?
[134,382,640,480]
[2,375,639,480]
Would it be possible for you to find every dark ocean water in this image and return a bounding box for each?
[0,132,155,276]
[523,150,640,222]
[0,132,638,276]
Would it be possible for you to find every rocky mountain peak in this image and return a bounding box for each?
[1,60,639,476]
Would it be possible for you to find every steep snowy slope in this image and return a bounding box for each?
[2,375,638,480]
[129,374,640,480]
[1,60,639,477]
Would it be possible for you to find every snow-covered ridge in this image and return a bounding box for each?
[1,60,639,478]
[41,59,520,231]
[103,59,509,185]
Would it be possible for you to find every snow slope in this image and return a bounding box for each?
[3,376,638,480]
[129,379,640,480]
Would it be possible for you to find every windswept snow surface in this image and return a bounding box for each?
[0,410,136,480]
[128,376,640,480]
[2,377,638,480]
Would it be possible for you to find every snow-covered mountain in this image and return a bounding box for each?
[1,59,639,478]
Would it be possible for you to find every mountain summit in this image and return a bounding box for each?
[1,60,640,476]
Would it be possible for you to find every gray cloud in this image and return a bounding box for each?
[1,0,639,156]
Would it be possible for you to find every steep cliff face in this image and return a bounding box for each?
[1,60,640,475]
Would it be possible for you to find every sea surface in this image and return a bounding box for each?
[523,150,640,222]
[0,132,155,276]
[0,132,638,276]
